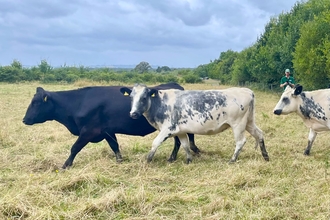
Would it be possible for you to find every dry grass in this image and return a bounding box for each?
[0,81,329,219]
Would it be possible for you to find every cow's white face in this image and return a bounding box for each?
[130,84,153,119]
[273,85,303,115]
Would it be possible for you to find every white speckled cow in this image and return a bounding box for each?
[274,84,330,155]
[120,84,269,163]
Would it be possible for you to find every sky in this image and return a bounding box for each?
[0,0,300,68]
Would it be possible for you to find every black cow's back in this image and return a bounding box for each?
[62,86,156,136]
[24,83,184,137]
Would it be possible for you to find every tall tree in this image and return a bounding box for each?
[38,60,52,74]
[293,10,330,89]
[11,59,23,69]
[156,66,171,73]
[134,61,152,73]
[231,48,255,85]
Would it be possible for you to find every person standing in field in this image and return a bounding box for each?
[280,68,295,90]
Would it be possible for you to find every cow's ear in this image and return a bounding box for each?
[36,87,45,93]
[294,84,303,95]
[43,92,50,102]
[36,87,48,102]
[149,89,158,98]
[120,87,132,96]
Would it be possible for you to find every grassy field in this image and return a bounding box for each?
[0,81,329,219]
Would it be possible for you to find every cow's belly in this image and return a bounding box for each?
[177,121,230,135]
[305,119,330,132]
[311,122,330,132]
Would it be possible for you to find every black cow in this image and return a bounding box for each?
[22,83,200,169]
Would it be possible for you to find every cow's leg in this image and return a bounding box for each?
[304,128,317,155]
[168,136,180,162]
[63,136,90,169]
[63,127,100,169]
[230,128,246,163]
[147,130,171,163]
[187,133,201,154]
[246,124,269,161]
[105,133,123,163]
[168,134,200,162]
[178,134,193,164]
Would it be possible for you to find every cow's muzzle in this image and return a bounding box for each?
[130,112,141,119]
[22,119,32,125]
[273,109,282,115]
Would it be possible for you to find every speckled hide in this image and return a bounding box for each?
[273,84,330,156]
[120,84,269,163]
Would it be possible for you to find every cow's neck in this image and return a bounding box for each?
[143,111,159,130]
[142,96,167,130]
[49,91,80,135]
[298,92,327,121]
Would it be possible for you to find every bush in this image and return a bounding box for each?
[42,74,56,83]
[0,60,209,84]
[164,74,178,83]
[65,74,79,83]
[182,74,202,83]
[23,68,42,81]
[0,66,24,83]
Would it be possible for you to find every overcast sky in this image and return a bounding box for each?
[0,0,299,68]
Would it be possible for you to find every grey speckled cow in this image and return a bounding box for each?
[120,84,269,164]
[274,84,330,156]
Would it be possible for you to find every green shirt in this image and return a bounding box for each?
[280,76,295,90]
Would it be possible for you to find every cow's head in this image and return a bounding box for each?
[273,84,303,115]
[120,84,158,119]
[23,87,54,125]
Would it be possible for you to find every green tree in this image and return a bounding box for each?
[134,61,152,73]
[11,59,23,69]
[0,60,25,82]
[38,60,52,74]
[293,10,330,89]
[26,66,42,81]
[212,50,238,83]
[231,48,255,85]
[194,65,208,78]
[183,74,202,83]
[0,66,23,82]
[156,66,171,73]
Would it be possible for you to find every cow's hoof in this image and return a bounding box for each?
[62,160,72,169]
[263,155,270,161]
[190,146,201,154]
[186,158,192,164]
[193,152,201,157]
[304,151,310,156]
[167,157,176,163]
[228,159,236,164]
[147,157,153,163]
[115,154,123,163]
[62,164,71,169]
[147,153,155,163]
[116,158,123,163]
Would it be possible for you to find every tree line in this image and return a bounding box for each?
[0,60,203,84]
[200,0,330,90]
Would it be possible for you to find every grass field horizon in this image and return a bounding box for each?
[0,81,329,219]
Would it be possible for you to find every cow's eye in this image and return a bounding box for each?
[282,97,290,104]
